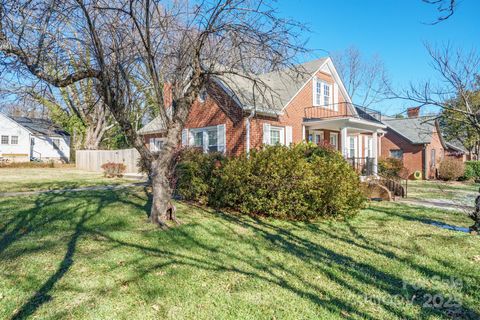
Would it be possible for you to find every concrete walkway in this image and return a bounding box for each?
[398,198,474,212]
[0,182,148,198]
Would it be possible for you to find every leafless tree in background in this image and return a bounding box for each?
[389,43,480,231]
[0,0,307,227]
[332,46,389,108]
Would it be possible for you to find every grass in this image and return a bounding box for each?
[0,168,133,193]
[407,180,478,205]
[1,187,479,319]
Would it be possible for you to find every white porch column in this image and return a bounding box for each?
[340,127,348,158]
[302,125,306,141]
[372,131,378,175]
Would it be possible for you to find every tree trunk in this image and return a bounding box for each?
[149,158,176,227]
[83,125,102,150]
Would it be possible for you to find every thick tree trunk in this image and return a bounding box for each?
[84,126,101,150]
[149,158,176,227]
[147,123,183,227]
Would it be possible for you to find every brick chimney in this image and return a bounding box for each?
[407,107,420,118]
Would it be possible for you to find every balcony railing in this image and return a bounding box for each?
[304,102,382,122]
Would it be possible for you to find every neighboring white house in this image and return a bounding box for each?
[0,113,70,163]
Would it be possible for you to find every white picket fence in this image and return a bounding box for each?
[76,148,141,173]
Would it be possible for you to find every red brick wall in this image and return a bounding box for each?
[380,129,425,178]
[143,63,353,156]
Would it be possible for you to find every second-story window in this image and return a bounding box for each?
[315,79,322,106]
[1,135,9,144]
[323,83,331,106]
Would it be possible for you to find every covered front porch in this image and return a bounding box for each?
[302,117,386,176]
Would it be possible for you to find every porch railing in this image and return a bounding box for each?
[304,102,382,122]
[347,157,375,176]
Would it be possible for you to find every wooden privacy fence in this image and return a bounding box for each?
[76,148,141,173]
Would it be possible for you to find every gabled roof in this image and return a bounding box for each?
[9,116,70,137]
[215,57,356,115]
[382,116,437,144]
[445,138,467,153]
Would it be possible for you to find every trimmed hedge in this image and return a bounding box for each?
[175,143,366,221]
[464,161,480,180]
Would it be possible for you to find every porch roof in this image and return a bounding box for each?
[303,117,386,133]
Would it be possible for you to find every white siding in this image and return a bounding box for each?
[0,113,31,161]
[32,135,70,161]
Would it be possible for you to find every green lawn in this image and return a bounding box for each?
[407,180,478,206]
[0,168,133,193]
[1,187,479,319]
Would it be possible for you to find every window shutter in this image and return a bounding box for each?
[181,129,188,146]
[217,124,226,153]
[333,83,339,111]
[285,126,293,146]
[263,123,271,145]
[202,131,208,153]
[312,78,317,106]
[188,130,195,146]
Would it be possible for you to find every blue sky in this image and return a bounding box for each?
[276,0,480,115]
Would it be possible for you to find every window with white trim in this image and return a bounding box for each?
[323,83,331,106]
[207,129,218,152]
[11,136,18,145]
[270,128,281,145]
[149,138,164,152]
[329,133,338,149]
[1,135,9,144]
[194,131,204,148]
[314,79,322,106]
[348,136,356,158]
[189,124,225,153]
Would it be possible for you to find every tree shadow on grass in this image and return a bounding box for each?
[2,191,479,319]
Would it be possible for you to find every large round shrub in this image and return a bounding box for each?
[210,144,365,220]
[438,158,465,181]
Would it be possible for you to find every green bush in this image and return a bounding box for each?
[174,148,224,204]
[464,161,480,180]
[208,143,365,220]
[438,158,465,181]
[378,158,404,178]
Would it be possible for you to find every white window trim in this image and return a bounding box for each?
[149,137,165,152]
[188,124,226,153]
[269,126,285,145]
[312,77,333,109]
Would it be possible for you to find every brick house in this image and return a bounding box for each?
[138,57,386,175]
[380,107,465,179]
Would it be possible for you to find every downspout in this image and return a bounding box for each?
[422,144,427,180]
[246,109,256,157]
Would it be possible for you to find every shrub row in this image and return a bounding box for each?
[174,143,366,221]
[0,161,56,169]
[463,161,480,181]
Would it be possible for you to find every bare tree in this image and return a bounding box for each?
[389,43,480,232]
[0,0,307,227]
[423,0,457,24]
[332,46,389,108]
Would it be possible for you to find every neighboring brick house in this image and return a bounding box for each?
[380,108,465,179]
[138,57,386,175]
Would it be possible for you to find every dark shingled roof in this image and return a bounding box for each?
[11,117,70,137]
[382,116,437,144]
